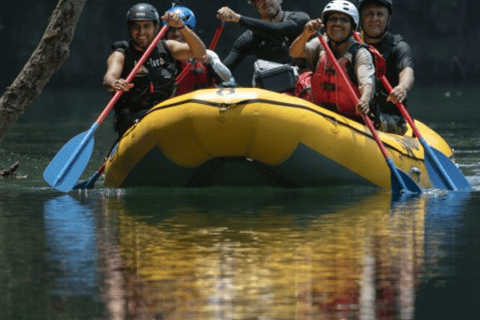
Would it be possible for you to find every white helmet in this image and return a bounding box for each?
[322,0,359,30]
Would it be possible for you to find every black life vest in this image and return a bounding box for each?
[113,40,178,116]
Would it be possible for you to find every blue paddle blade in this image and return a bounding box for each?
[424,146,472,191]
[43,131,94,192]
[386,158,422,195]
[391,169,423,195]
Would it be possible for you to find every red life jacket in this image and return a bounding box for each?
[294,71,314,101]
[175,60,215,96]
[311,43,363,118]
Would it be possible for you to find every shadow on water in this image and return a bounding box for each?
[17,188,474,319]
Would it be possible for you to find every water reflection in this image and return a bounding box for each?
[39,189,474,319]
[87,189,469,319]
[44,195,97,296]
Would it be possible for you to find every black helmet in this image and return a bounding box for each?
[358,0,393,15]
[126,3,160,24]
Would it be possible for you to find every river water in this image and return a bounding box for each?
[1,85,479,319]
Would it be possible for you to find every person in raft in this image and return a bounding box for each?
[216,0,310,73]
[358,0,414,135]
[102,3,206,136]
[289,0,378,124]
[164,5,235,96]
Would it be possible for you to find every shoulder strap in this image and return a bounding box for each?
[351,42,386,79]
[157,40,179,74]
[157,39,169,55]
[348,42,366,71]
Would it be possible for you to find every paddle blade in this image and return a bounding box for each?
[44,132,94,192]
[425,146,472,190]
[390,166,422,195]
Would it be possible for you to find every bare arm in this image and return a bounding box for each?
[355,48,376,114]
[164,27,206,61]
[289,19,323,58]
[103,51,133,93]
[388,67,414,103]
[357,83,375,115]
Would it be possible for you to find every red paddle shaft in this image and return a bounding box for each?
[209,23,224,51]
[317,35,391,160]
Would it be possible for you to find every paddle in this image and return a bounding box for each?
[353,32,471,191]
[317,35,421,194]
[44,26,169,192]
[209,23,224,51]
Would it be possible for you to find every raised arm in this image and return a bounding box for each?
[217,7,309,39]
[289,18,323,58]
[238,12,309,39]
[162,11,206,60]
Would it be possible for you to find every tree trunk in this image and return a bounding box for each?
[0,0,87,142]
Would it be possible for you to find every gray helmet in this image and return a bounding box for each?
[358,0,393,15]
[126,3,160,24]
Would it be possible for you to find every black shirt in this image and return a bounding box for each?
[369,32,414,115]
[223,11,310,72]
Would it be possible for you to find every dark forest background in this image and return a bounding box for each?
[1,0,479,93]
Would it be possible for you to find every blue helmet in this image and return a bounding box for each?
[165,6,196,29]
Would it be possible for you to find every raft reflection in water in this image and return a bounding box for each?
[92,189,468,319]
[42,189,472,319]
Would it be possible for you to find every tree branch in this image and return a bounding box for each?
[0,0,87,141]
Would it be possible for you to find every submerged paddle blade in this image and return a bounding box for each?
[43,131,95,192]
[424,146,472,191]
[390,169,422,195]
[387,158,422,195]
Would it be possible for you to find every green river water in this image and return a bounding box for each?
[0,84,479,319]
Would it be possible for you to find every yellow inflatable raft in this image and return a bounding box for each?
[104,88,453,189]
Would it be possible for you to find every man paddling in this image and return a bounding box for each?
[359,0,414,135]
[216,0,309,75]
[102,3,206,135]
